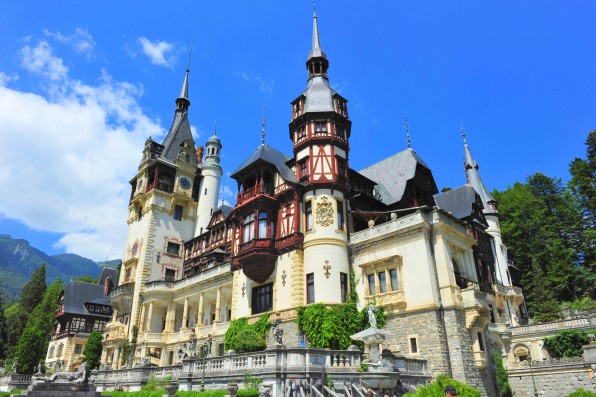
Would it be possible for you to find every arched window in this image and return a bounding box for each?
[49,346,55,358]
[513,344,530,362]
[258,212,268,238]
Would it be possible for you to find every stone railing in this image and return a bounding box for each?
[508,356,586,370]
[0,374,33,392]
[350,212,426,245]
[511,317,591,336]
[93,364,181,392]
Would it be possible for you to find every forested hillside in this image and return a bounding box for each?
[495,131,596,321]
[0,235,103,302]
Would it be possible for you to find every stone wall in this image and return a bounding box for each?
[508,362,595,396]
[383,308,498,397]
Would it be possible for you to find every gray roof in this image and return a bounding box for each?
[464,142,496,214]
[160,111,196,162]
[301,76,337,113]
[230,144,296,183]
[61,281,111,318]
[434,185,481,219]
[97,267,118,288]
[359,149,432,204]
[216,204,233,218]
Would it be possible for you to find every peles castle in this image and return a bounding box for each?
[54,8,527,395]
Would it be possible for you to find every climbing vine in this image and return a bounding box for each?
[296,302,386,350]
[224,313,272,353]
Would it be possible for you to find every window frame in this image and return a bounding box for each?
[305,200,313,231]
[306,273,315,304]
[251,283,273,315]
[173,205,183,221]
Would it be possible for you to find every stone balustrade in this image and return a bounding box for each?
[350,212,426,245]
[511,317,592,336]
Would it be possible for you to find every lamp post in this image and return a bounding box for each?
[527,353,538,397]
[200,334,212,392]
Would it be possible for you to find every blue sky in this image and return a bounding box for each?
[0,1,594,261]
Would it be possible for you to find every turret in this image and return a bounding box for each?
[194,129,223,236]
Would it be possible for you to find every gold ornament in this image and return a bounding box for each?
[315,196,334,227]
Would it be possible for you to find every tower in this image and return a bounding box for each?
[462,132,511,286]
[288,7,352,304]
[194,129,223,236]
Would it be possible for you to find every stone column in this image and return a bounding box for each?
[139,303,146,333]
[101,347,108,364]
[147,301,154,333]
[113,346,121,369]
[182,297,189,329]
[197,293,204,328]
[168,303,177,332]
[214,288,222,323]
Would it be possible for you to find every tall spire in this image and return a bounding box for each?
[462,127,497,214]
[309,1,326,60]
[306,3,329,79]
[176,43,193,111]
[404,112,411,150]
[261,106,267,145]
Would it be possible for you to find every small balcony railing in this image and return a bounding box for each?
[236,184,273,205]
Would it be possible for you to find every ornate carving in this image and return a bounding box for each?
[241,282,246,297]
[323,260,331,279]
[315,196,334,227]
[281,270,287,286]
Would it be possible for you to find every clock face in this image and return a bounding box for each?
[179,176,192,190]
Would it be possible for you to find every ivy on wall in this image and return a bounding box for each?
[543,329,596,358]
[224,313,272,353]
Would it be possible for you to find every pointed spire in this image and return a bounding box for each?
[461,127,497,214]
[176,42,193,110]
[309,1,326,60]
[261,106,267,145]
[404,112,411,150]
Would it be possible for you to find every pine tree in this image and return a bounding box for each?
[21,264,47,313]
[14,326,45,374]
[524,260,560,322]
[83,331,103,370]
[0,295,8,359]
[5,303,28,356]
[27,280,64,337]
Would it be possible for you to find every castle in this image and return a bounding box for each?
[98,8,526,395]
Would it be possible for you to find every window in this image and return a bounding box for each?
[204,188,208,195]
[305,201,312,231]
[367,274,376,295]
[336,125,346,140]
[258,212,268,238]
[74,344,83,354]
[337,159,346,177]
[300,161,308,178]
[166,242,181,256]
[378,271,387,293]
[340,272,348,303]
[410,337,418,354]
[243,213,255,243]
[252,283,273,314]
[297,127,306,142]
[165,268,176,282]
[315,122,327,134]
[390,269,399,291]
[337,200,345,230]
[125,267,132,283]
[137,206,143,221]
[306,273,315,304]
[477,332,485,352]
[173,205,183,221]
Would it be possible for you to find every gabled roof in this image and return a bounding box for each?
[60,281,112,318]
[230,144,296,183]
[97,267,118,288]
[359,149,432,204]
[434,185,481,220]
[218,204,233,218]
[160,111,196,163]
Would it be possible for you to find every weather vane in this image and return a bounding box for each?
[261,105,267,145]
[404,112,411,149]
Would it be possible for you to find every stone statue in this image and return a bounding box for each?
[11,359,18,374]
[46,355,89,384]
[367,303,378,329]
[271,313,283,345]
[35,360,43,375]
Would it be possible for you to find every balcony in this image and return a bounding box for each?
[108,282,135,314]
[275,232,304,253]
[233,238,277,283]
[364,289,406,310]
[236,184,273,205]
[473,350,488,369]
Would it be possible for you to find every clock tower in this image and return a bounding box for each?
[289,7,351,304]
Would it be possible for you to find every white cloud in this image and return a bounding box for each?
[0,41,165,260]
[20,40,69,81]
[238,71,274,94]
[0,72,18,86]
[43,28,95,58]
[137,37,176,67]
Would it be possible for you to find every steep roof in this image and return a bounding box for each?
[434,185,481,219]
[359,149,432,204]
[218,204,233,218]
[160,111,196,163]
[61,281,112,318]
[464,139,496,215]
[230,144,296,183]
[97,267,118,288]
[301,76,338,113]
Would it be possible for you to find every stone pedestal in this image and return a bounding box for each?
[14,382,109,397]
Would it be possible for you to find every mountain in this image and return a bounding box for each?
[0,234,109,302]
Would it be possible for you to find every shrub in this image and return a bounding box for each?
[544,329,595,358]
[224,313,271,353]
[568,389,596,397]
[492,352,512,397]
[141,374,171,391]
[83,331,103,370]
[102,389,261,397]
[403,374,481,397]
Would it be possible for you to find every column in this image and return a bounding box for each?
[168,303,177,332]
[101,348,108,365]
[182,297,189,329]
[214,288,221,323]
[467,251,477,283]
[147,301,154,333]
[139,303,146,333]
[197,293,204,329]
[113,346,121,369]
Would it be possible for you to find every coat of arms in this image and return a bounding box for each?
[315,196,334,227]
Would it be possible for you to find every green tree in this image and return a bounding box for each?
[543,329,595,358]
[5,303,28,355]
[492,352,513,397]
[14,326,45,374]
[0,295,8,359]
[523,260,560,322]
[27,280,64,336]
[83,331,103,370]
[75,275,95,283]
[20,264,47,313]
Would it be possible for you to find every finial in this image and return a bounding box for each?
[214,120,217,136]
[313,0,316,13]
[261,106,267,145]
[187,36,194,73]
[404,112,411,150]
[461,121,467,145]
